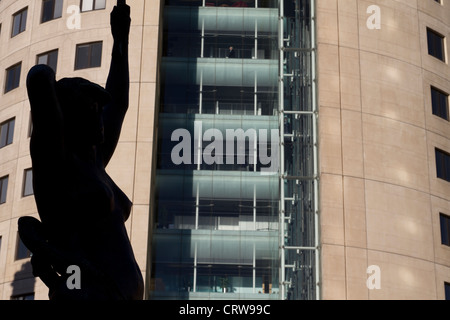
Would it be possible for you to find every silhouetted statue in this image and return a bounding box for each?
[18,0,144,300]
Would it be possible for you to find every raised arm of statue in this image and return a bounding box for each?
[102,2,131,166]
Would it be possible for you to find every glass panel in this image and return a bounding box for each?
[11,293,35,300]
[428,29,445,61]
[20,9,27,33]
[23,169,33,197]
[7,118,15,145]
[37,54,48,65]
[90,42,103,67]
[447,153,450,182]
[0,123,7,147]
[48,50,59,72]
[12,13,21,36]
[441,95,449,120]
[75,45,90,69]
[95,0,106,10]
[16,236,31,260]
[14,64,21,89]
[38,51,59,72]
[42,0,54,22]
[441,214,449,246]
[436,150,444,179]
[0,177,8,204]
[446,283,450,300]
[151,1,280,300]
[81,0,94,12]
[54,0,64,18]
[5,64,21,93]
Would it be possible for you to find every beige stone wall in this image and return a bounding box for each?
[318,0,450,299]
[0,0,159,299]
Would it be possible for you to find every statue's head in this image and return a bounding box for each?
[56,78,111,147]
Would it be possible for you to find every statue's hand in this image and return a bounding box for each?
[111,3,131,43]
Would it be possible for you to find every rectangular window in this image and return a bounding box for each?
[11,293,35,300]
[436,149,450,182]
[427,28,446,62]
[0,176,8,204]
[41,0,63,23]
[441,213,450,246]
[28,113,33,138]
[11,8,28,37]
[5,62,22,93]
[81,0,106,12]
[431,87,449,120]
[0,117,15,148]
[37,49,59,73]
[75,41,103,70]
[22,168,33,197]
[446,283,450,300]
[15,234,31,260]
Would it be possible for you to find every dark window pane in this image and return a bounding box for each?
[11,293,35,300]
[0,118,15,148]
[42,0,55,23]
[436,149,450,181]
[47,50,59,72]
[446,283,450,300]
[0,124,7,147]
[37,50,58,73]
[0,176,8,204]
[432,87,449,120]
[75,44,90,69]
[75,42,102,70]
[441,214,450,246]
[5,63,21,93]
[23,169,33,197]
[90,42,103,67]
[20,9,28,33]
[12,8,28,36]
[427,28,445,62]
[12,15,21,36]
[7,118,15,145]
[15,235,31,260]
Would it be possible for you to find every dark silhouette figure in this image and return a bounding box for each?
[227,46,236,58]
[18,1,144,300]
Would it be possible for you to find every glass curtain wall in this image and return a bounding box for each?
[280,0,319,300]
[149,0,281,300]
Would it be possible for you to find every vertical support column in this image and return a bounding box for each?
[253,185,257,230]
[193,242,198,292]
[253,243,256,293]
[254,73,258,115]
[278,0,286,300]
[199,71,203,114]
[201,19,205,58]
[310,0,320,301]
[195,183,200,230]
[255,20,258,59]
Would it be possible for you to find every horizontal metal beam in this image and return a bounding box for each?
[282,245,317,251]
